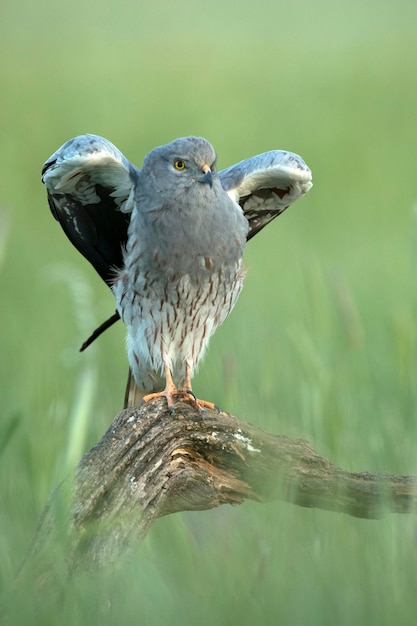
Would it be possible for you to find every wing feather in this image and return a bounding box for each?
[42,134,137,285]
[219,150,312,240]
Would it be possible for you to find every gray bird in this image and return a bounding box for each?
[42,134,312,410]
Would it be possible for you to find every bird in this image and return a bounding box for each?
[42,134,312,410]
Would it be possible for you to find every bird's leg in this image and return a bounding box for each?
[182,362,217,412]
[142,363,179,413]
[183,362,193,396]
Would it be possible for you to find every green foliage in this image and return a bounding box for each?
[1,0,417,622]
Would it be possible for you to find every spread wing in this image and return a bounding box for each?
[42,138,312,351]
[219,150,312,240]
[41,134,138,286]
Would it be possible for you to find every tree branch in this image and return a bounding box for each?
[20,400,417,577]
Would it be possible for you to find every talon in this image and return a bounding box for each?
[185,388,197,401]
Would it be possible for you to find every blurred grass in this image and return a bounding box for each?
[1,0,417,623]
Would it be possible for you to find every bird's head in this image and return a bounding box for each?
[139,136,217,196]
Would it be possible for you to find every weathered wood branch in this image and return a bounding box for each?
[21,399,417,578]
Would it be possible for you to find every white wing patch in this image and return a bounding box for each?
[43,145,135,211]
[220,150,312,239]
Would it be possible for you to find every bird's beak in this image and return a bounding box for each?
[201,163,213,188]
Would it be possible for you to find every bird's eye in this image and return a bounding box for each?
[174,159,186,171]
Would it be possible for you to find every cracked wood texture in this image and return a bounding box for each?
[21,399,417,578]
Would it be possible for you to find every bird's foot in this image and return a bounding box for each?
[142,389,178,414]
[185,391,218,412]
[142,363,218,414]
[183,389,219,413]
[142,387,217,414]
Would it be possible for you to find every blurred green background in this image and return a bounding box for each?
[1,0,417,623]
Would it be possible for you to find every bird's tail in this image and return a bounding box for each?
[124,368,146,408]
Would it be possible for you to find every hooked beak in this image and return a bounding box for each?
[201,163,213,187]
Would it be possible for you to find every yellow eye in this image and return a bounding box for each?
[174,159,186,171]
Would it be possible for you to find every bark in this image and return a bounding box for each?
[19,399,417,578]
